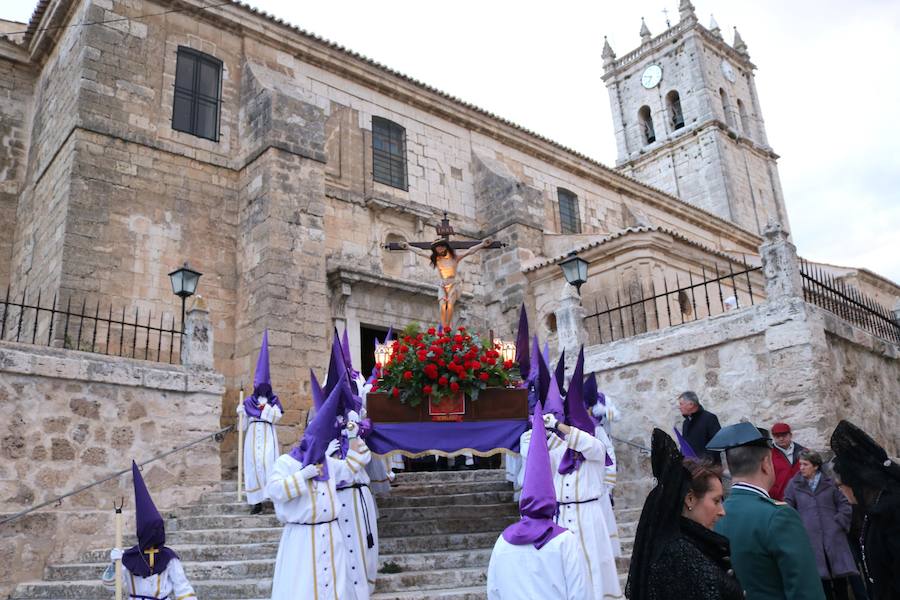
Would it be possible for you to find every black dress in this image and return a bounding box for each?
[646,517,744,600]
[860,487,900,600]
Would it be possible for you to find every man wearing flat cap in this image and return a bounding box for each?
[769,422,807,501]
[710,422,824,600]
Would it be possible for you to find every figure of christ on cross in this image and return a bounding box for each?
[396,237,493,331]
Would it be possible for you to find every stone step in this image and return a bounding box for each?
[378,549,493,573]
[380,531,500,554]
[372,586,486,600]
[375,566,486,593]
[80,542,281,564]
[167,526,283,545]
[391,470,507,484]
[378,502,519,523]
[11,578,272,599]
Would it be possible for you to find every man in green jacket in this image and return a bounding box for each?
[709,422,825,600]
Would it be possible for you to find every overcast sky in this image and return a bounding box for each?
[3,0,898,286]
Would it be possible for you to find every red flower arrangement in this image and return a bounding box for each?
[373,324,519,407]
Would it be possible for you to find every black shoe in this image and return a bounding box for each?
[250,503,263,515]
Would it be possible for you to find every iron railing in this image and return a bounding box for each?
[0,288,183,363]
[584,263,764,345]
[800,261,900,345]
[0,426,233,527]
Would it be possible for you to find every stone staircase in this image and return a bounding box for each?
[9,469,638,600]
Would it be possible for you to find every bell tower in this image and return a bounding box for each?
[602,0,789,235]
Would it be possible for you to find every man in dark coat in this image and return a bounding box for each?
[679,391,721,464]
[770,422,807,500]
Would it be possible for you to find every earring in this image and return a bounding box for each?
[688,506,693,511]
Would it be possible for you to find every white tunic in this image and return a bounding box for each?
[238,402,282,505]
[486,531,589,600]
[594,426,621,557]
[266,454,355,600]
[336,446,378,598]
[520,428,623,600]
[102,558,196,600]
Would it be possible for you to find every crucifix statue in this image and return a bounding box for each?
[384,212,506,330]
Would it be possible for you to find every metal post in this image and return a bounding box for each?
[237,387,244,503]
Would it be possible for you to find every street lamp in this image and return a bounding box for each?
[168,262,202,331]
[559,251,589,295]
[373,342,392,369]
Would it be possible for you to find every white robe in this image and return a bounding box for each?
[520,428,623,600]
[102,557,196,599]
[239,402,282,505]
[486,532,589,600]
[336,446,378,598]
[266,453,356,600]
[594,425,621,557]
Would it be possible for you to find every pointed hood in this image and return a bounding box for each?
[121,461,178,577]
[536,337,551,402]
[291,380,348,482]
[515,305,530,382]
[554,349,566,395]
[583,372,600,408]
[341,328,360,381]
[563,349,592,432]
[543,372,566,424]
[502,404,568,549]
[674,427,698,459]
[324,330,347,399]
[244,330,282,417]
[310,369,326,411]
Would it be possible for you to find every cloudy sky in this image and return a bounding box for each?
[2,0,898,285]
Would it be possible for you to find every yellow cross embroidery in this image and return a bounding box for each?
[144,547,159,568]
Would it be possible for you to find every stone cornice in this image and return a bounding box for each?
[0,37,29,64]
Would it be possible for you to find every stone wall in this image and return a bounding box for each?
[0,341,225,597]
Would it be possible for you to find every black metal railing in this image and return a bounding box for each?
[584,263,764,345]
[800,260,900,345]
[0,288,183,363]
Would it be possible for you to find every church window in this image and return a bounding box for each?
[372,117,408,190]
[557,188,581,234]
[172,47,222,142]
[737,99,752,139]
[666,91,685,130]
[719,88,735,129]
[638,106,656,144]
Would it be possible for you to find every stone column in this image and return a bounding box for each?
[554,284,588,361]
[759,220,803,301]
[181,295,214,370]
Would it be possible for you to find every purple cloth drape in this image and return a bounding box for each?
[366,420,528,456]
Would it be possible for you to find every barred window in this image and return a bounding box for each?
[372,117,407,190]
[172,47,222,142]
[558,188,581,234]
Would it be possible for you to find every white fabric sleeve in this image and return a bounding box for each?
[271,404,283,424]
[166,558,197,600]
[266,457,306,503]
[342,443,372,476]
[518,430,531,460]
[236,404,249,432]
[565,427,607,462]
[486,544,501,600]
[562,535,590,600]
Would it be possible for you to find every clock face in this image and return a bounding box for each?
[641,64,663,89]
[721,60,736,83]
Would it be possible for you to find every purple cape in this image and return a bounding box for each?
[502,404,568,549]
[122,461,178,577]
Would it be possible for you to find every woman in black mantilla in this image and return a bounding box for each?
[626,429,743,600]
[830,420,900,600]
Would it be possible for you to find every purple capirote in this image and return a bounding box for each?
[289,380,349,482]
[502,403,568,549]
[121,461,178,577]
[243,330,283,418]
[514,304,530,382]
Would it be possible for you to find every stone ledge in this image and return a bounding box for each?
[0,341,225,393]
[814,305,900,360]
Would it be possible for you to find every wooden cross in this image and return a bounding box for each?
[383,212,506,251]
[144,547,159,568]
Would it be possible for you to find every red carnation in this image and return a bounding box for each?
[450,382,460,392]
[471,361,482,370]
[427,327,436,335]
[403,370,413,381]
[479,372,490,381]
[454,335,464,343]
[391,387,400,398]
[437,358,446,367]
[503,360,514,369]
[423,385,433,395]
[399,344,409,353]
[458,326,466,332]
[438,376,448,386]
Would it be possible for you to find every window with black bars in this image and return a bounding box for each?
[372,117,408,190]
[558,188,581,234]
[172,47,223,142]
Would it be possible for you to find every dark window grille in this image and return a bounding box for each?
[372,117,407,190]
[639,105,656,144]
[0,288,183,363]
[558,188,581,234]
[172,47,223,142]
[800,260,900,345]
[583,262,764,345]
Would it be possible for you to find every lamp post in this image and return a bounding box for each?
[559,251,589,295]
[168,262,202,331]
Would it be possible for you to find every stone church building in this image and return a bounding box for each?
[1,0,898,442]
